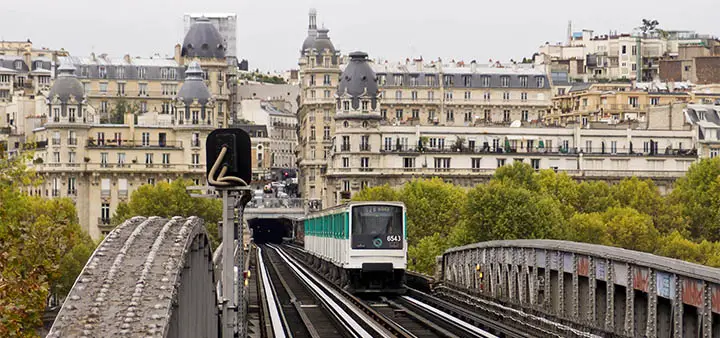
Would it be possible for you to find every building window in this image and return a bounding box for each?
[323,90,330,98]
[101,178,111,197]
[145,153,153,164]
[361,101,369,111]
[139,83,148,96]
[162,153,170,164]
[585,140,592,153]
[650,97,660,105]
[384,137,392,151]
[99,83,108,93]
[411,91,418,100]
[101,203,110,223]
[503,110,510,122]
[531,159,540,170]
[323,74,331,85]
[118,153,125,165]
[137,67,146,79]
[428,91,434,100]
[396,109,403,120]
[500,76,510,87]
[147,178,155,185]
[381,109,387,119]
[360,181,369,190]
[342,157,349,168]
[142,132,150,146]
[519,76,528,87]
[464,91,471,100]
[116,67,125,79]
[464,111,473,122]
[471,158,482,171]
[446,110,454,121]
[521,110,529,121]
[360,157,369,170]
[483,92,491,101]
[68,177,77,195]
[503,92,510,101]
[341,136,350,151]
[95,153,108,168]
[310,126,316,140]
[497,158,506,167]
[68,151,76,163]
[536,76,545,87]
[394,75,403,86]
[323,126,330,140]
[521,92,528,102]
[610,141,618,154]
[434,157,451,171]
[445,91,453,100]
[426,75,436,86]
[403,157,415,169]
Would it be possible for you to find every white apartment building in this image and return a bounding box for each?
[236,98,298,171]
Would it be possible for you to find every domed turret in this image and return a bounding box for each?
[48,63,84,103]
[337,52,378,110]
[177,61,211,106]
[181,17,226,59]
[301,9,318,54]
[312,28,336,55]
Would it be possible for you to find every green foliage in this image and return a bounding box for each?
[112,179,222,247]
[351,184,398,202]
[574,181,617,213]
[398,178,466,246]
[103,99,139,124]
[565,213,611,245]
[669,158,720,241]
[408,233,449,275]
[493,162,539,191]
[0,154,95,335]
[239,72,287,84]
[602,207,660,252]
[458,180,565,244]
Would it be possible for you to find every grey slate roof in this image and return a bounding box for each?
[48,64,85,103]
[301,31,317,53]
[312,29,335,55]
[374,65,551,90]
[177,61,211,106]
[337,52,379,110]
[59,55,185,81]
[181,17,226,59]
[0,56,51,74]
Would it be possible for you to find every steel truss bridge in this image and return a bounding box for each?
[47,217,720,337]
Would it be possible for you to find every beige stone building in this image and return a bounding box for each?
[324,53,700,207]
[296,10,554,206]
[0,40,67,156]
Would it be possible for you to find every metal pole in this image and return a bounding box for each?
[221,189,235,338]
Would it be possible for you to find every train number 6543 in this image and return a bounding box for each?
[386,235,402,242]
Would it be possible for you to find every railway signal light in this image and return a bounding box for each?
[206,129,252,187]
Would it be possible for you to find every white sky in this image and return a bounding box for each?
[1,0,718,73]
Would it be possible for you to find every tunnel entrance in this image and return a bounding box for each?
[248,218,293,244]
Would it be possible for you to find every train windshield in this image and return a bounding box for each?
[351,205,403,250]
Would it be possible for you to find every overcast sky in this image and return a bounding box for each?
[1,0,718,73]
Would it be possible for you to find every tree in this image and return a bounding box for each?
[574,180,618,213]
[398,178,466,246]
[536,170,579,218]
[492,162,539,191]
[458,180,566,245]
[352,184,398,202]
[669,157,720,241]
[602,207,660,252]
[104,99,139,124]
[640,19,660,36]
[654,231,704,264]
[408,233,449,275]
[565,212,612,246]
[111,179,222,247]
[0,153,95,336]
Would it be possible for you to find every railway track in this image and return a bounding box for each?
[258,244,510,338]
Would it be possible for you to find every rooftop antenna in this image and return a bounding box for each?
[567,20,572,44]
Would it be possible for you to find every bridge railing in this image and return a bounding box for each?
[246,198,304,209]
[438,239,720,338]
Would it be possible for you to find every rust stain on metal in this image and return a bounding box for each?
[682,278,704,307]
[577,256,589,277]
[633,267,649,292]
[712,284,720,314]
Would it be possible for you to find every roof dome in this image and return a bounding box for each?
[181,17,226,59]
[337,52,378,110]
[48,63,84,104]
[312,28,336,55]
[177,61,211,106]
[301,33,317,53]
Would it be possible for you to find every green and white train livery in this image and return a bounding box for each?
[301,201,407,293]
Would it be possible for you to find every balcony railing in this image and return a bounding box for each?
[98,217,110,225]
[360,144,371,151]
[68,138,78,146]
[191,139,201,148]
[581,147,697,157]
[67,189,77,196]
[341,144,351,151]
[51,189,60,197]
[246,198,304,209]
[86,139,183,148]
[51,138,61,145]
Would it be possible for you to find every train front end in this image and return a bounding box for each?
[347,202,407,294]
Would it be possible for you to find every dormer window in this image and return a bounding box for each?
[14,61,22,70]
[343,100,350,111]
[116,67,125,79]
[500,76,510,87]
[481,76,490,87]
[137,67,146,79]
[361,101,369,111]
[34,61,43,69]
[536,76,545,87]
[519,76,528,87]
[99,66,107,79]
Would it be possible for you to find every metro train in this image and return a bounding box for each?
[295,201,407,294]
